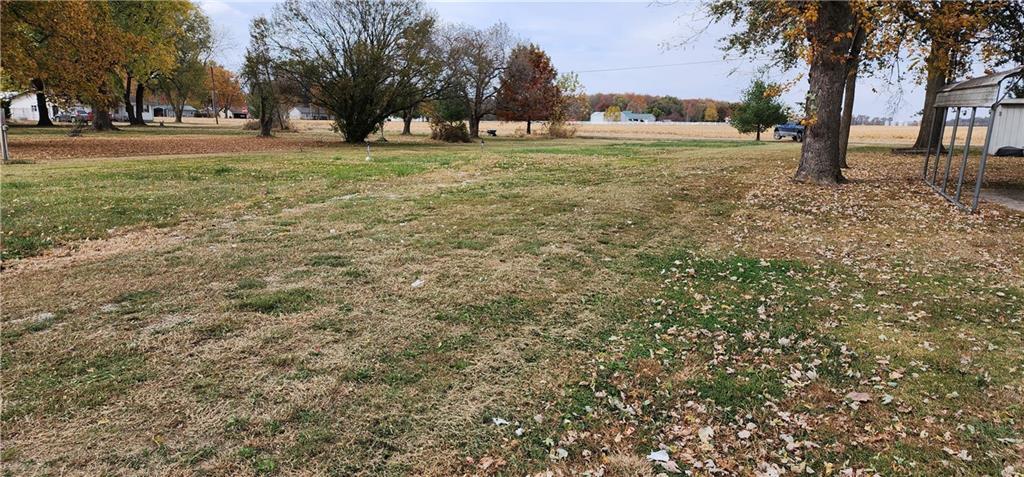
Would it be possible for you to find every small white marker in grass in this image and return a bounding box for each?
[366,142,371,161]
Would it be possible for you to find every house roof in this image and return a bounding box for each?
[621,111,656,120]
[1,91,33,100]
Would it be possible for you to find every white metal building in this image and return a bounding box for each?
[988,98,1024,155]
[111,103,156,122]
[2,92,61,122]
[288,104,334,120]
[589,110,657,123]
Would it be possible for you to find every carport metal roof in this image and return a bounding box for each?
[934,67,1024,108]
[922,67,1024,213]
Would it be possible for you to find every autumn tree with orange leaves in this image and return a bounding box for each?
[1,1,128,128]
[206,63,245,118]
[496,44,560,135]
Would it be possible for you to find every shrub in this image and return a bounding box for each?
[242,115,292,132]
[548,120,576,138]
[429,118,471,143]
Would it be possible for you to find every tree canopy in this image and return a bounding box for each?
[206,63,245,116]
[111,0,189,124]
[268,0,444,143]
[156,6,213,123]
[1,0,129,127]
[443,22,515,138]
[242,17,278,137]
[495,43,560,135]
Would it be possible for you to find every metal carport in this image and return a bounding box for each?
[922,67,1024,212]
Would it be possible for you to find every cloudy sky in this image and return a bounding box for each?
[198,0,960,123]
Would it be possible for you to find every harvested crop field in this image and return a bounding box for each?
[1,124,1022,476]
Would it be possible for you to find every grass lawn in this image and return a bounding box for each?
[1,133,1022,476]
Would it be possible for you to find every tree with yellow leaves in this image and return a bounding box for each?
[111,0,190,125]
[603,105,622,122]
[703,100,719,122]
[156,6,213,124]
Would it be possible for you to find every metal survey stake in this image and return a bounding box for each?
[1,111,10,164]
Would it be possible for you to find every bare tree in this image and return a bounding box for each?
[445,22,514,138]
[242,17,276,137]
[268,0,444,143]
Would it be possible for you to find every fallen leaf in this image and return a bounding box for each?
[647,449,670,462]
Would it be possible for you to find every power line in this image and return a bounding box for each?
[572,57,752,74]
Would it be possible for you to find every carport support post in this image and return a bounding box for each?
[930,108,947,185]
[922,108,936,178]
[941,107,961,192]
[954,107,976,202]
[970,110,997,213]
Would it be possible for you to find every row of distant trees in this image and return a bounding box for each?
[589,93,740,122]
[1,1,245,130]
[240,0,586,142]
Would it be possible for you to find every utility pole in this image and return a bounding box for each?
[209,64,219,125]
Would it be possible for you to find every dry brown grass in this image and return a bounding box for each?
[2,135,1022,476]
[3,140,746,475]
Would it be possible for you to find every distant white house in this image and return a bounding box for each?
[2,91,62,122]
[589,110,657,123]
[111,102,156,122]
[288,104,333,120]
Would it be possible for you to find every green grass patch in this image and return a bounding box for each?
[0,149,469,259]
[307,254,351,267]
[235,288,321,315]
[3,347,149,421]
[434,296,534,325]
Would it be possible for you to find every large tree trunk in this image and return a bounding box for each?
[469,116,481,139]
[402,111,413,135]
[838,26,866,169]
[31,78,53,127]
[526,119,532,135]
[174,104,183,123]
[794,1,853,185]
[122,75,137,125]
[756,129,761,141]
[911,40,948,151]
[343,122,376,143]
[133,83,146,125]
[92,107,116,131]
[258,97,273,137]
